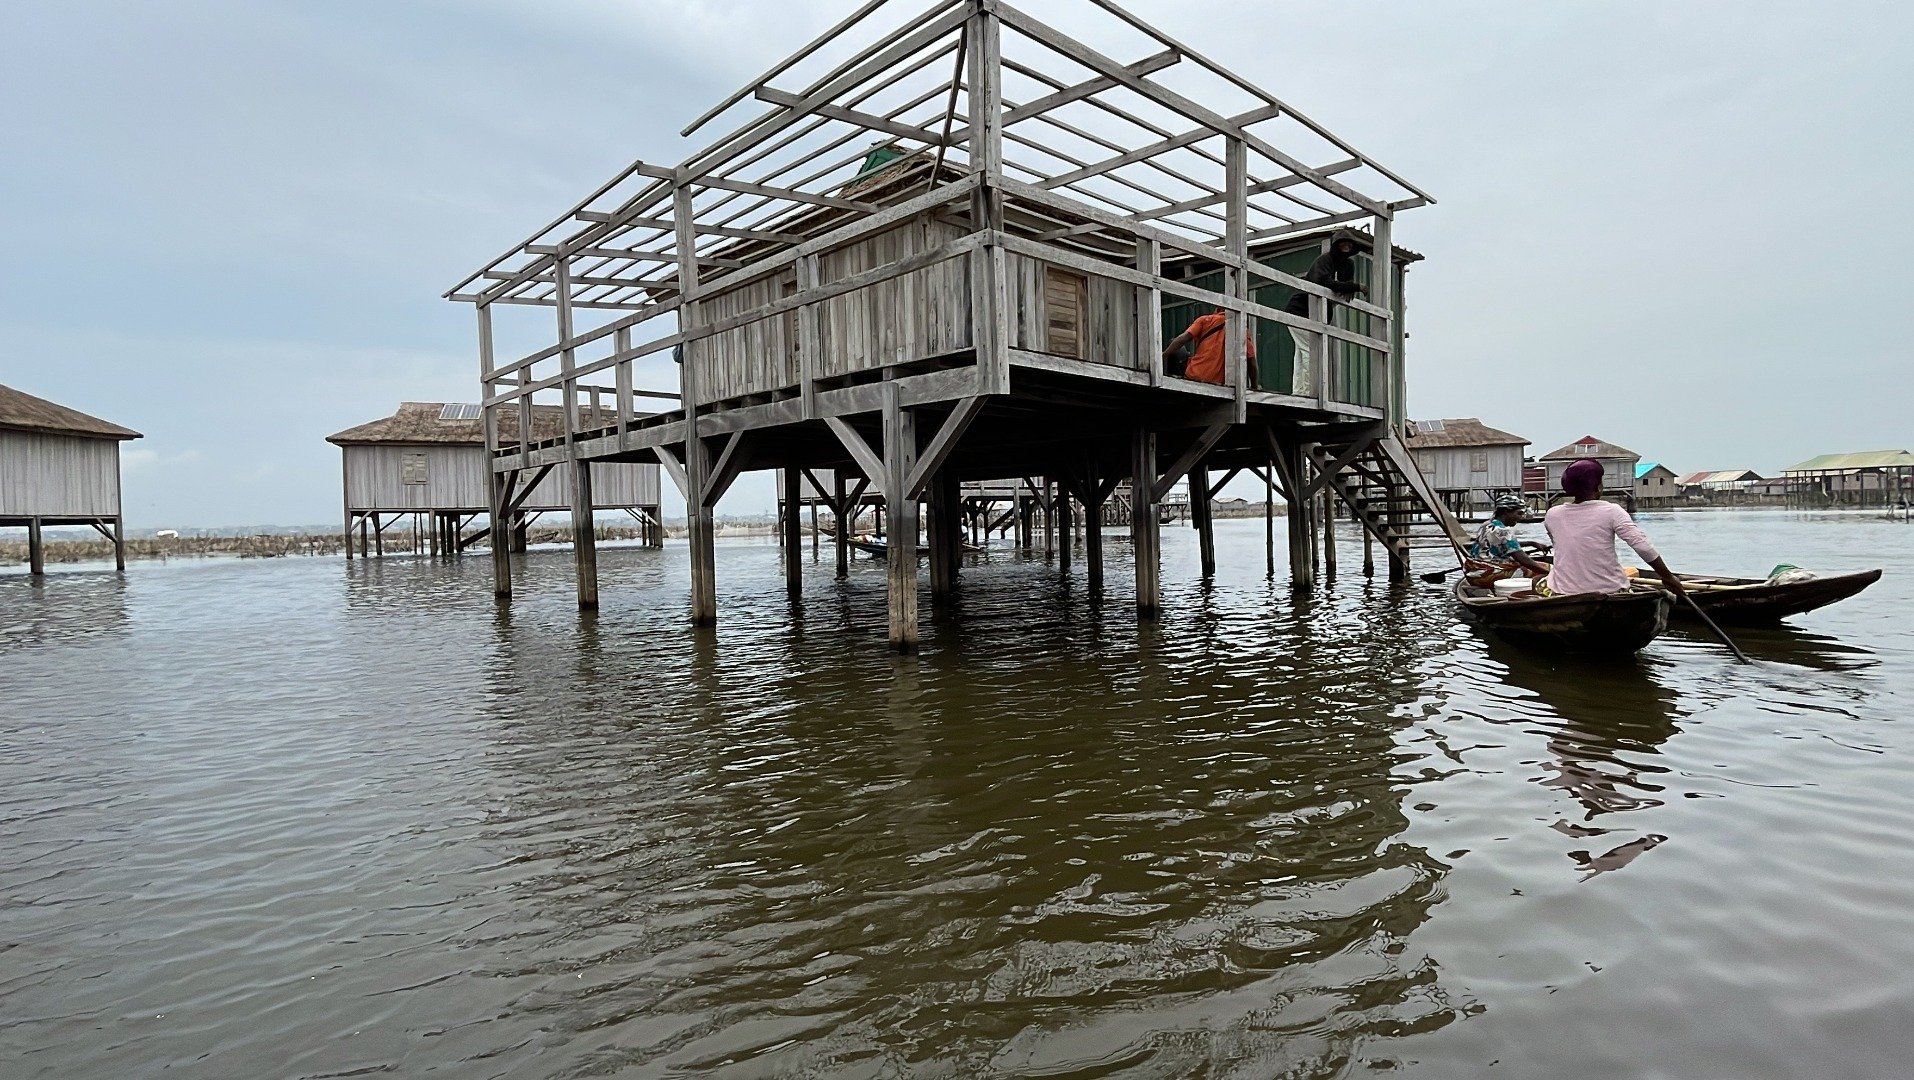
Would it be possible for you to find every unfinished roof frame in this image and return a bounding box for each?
[447,0,1439,631]
[447,0,1431,367]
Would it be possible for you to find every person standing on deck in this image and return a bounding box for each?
[1284,235,1366,396]
[1541,459,1688,598]
[1163,307,1255,387]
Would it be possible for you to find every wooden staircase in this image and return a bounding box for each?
[1303,426,1468,572]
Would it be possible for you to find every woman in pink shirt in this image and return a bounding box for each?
[1542,459,1689,598]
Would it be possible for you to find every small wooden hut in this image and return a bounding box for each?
[1402,418,1527,513]
[1540,436,1641,500]
[1634,462,1678,506]
[0,383,142,574]
[327,402,663,558]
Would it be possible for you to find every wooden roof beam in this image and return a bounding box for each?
[574,212,805,246]
[1079,0,1434,205]
[752,87,950,148]
[1040,104,1279,191]
[1131,158,1361,224]
[994,2,1390,216]
[679,0,897,137]
[685,4,970,184]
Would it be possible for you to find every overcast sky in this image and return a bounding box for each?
[3,0,1909,527]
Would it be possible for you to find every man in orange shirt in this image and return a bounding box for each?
[1163,308,1255,386]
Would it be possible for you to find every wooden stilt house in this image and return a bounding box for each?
[446,0,1463,648]
[0,383,142,574]
[327,402,664,559]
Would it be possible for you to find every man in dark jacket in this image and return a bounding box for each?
[1283,235,1365,394]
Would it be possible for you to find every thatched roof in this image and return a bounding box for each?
[326,402,617,447]
[0,383,141,440]
[1404,418,1526,449]
[1539,435,1640,462]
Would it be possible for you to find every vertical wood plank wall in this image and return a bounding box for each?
[0,431,122,518]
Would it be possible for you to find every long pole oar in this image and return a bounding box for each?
[1674,586,1752,664]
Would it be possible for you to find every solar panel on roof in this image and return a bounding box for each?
[439,404,481,421]
[1414,419,1445,434]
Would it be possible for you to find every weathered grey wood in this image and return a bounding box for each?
[653,444,689,497]
[26,516,44,576]
[1151,422,1230,502]
[882,390,920,651]
[680,0,895,136]
[824,416,885,483]
[992,4,1388,216]
[782,467,803,600]
[1131,428,1160,618]
[904,396,984,499]
[1191,464,1215,579]
[928,467,957,604]
[570,459,599,609]
[703,431,749,505]
[1372,212,1402,429]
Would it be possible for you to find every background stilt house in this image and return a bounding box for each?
[327,403,663,558]
[1540,436,1641,503]
[1401,418,1527,514]
[447,0,1462,648]
[0,383,141,574]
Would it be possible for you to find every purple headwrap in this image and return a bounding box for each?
[1562,458,1604,499]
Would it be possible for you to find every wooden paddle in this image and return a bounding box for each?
[1671,585,1752,664]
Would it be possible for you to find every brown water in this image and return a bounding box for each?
[2,510,1910,1078]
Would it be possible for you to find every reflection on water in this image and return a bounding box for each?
[1,512,1911,1078]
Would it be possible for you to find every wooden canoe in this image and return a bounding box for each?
[1454,579,1672,655]
[845,535,986,558]
[1669,569,1882,626]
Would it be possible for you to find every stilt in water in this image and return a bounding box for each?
[782,467,803,600]
[833,471,851,580]
[1057,490,1074,576]
[112,516,126,572]
[1321,490,1337,579]
[928,468,956,606]
[686,432,717,626]
[570,458,599,609]
[1191,464,1216,579]
[1264,465,1276,578]
[881,392,920,652]
[1132,427,1161,619]
[27,516,45,577]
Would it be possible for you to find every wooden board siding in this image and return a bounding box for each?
[1007,254,1140,369]
[1043,266,1086,357]
[690,218,972,402]
[1412,445,1524,493]
[0,430,121,517]
[344,445,659,512]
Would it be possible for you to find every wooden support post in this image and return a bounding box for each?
[112,517,126,572]
[26,517,44,576]
[1042,478,1055,556]
[1387,476,1410,583]
[360,514,371,558]
[782,467,802,600]
[1084,468,1105,594]
[428,512,440,558]
[1191,465,1216,579]
[686,434,717,625]
[1364,520,1376,578]
[373,513,384,558]
[570,459,599,609]
[1322,490,1337,579]
[882,391,920,652]
[1264,465,1276,578]
[1132,428,1161,619]
[511,514,528,553]
[929,468,958,604]
[1057,489,1073,575]
[1277,440,1313,590]
[1372,212,1401,429]
[833,472,851,580]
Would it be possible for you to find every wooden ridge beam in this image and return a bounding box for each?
[1040,105,1280,191]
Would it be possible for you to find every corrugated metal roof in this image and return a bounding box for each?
[1783,450,1914,473]
[1679,469,1764,486]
